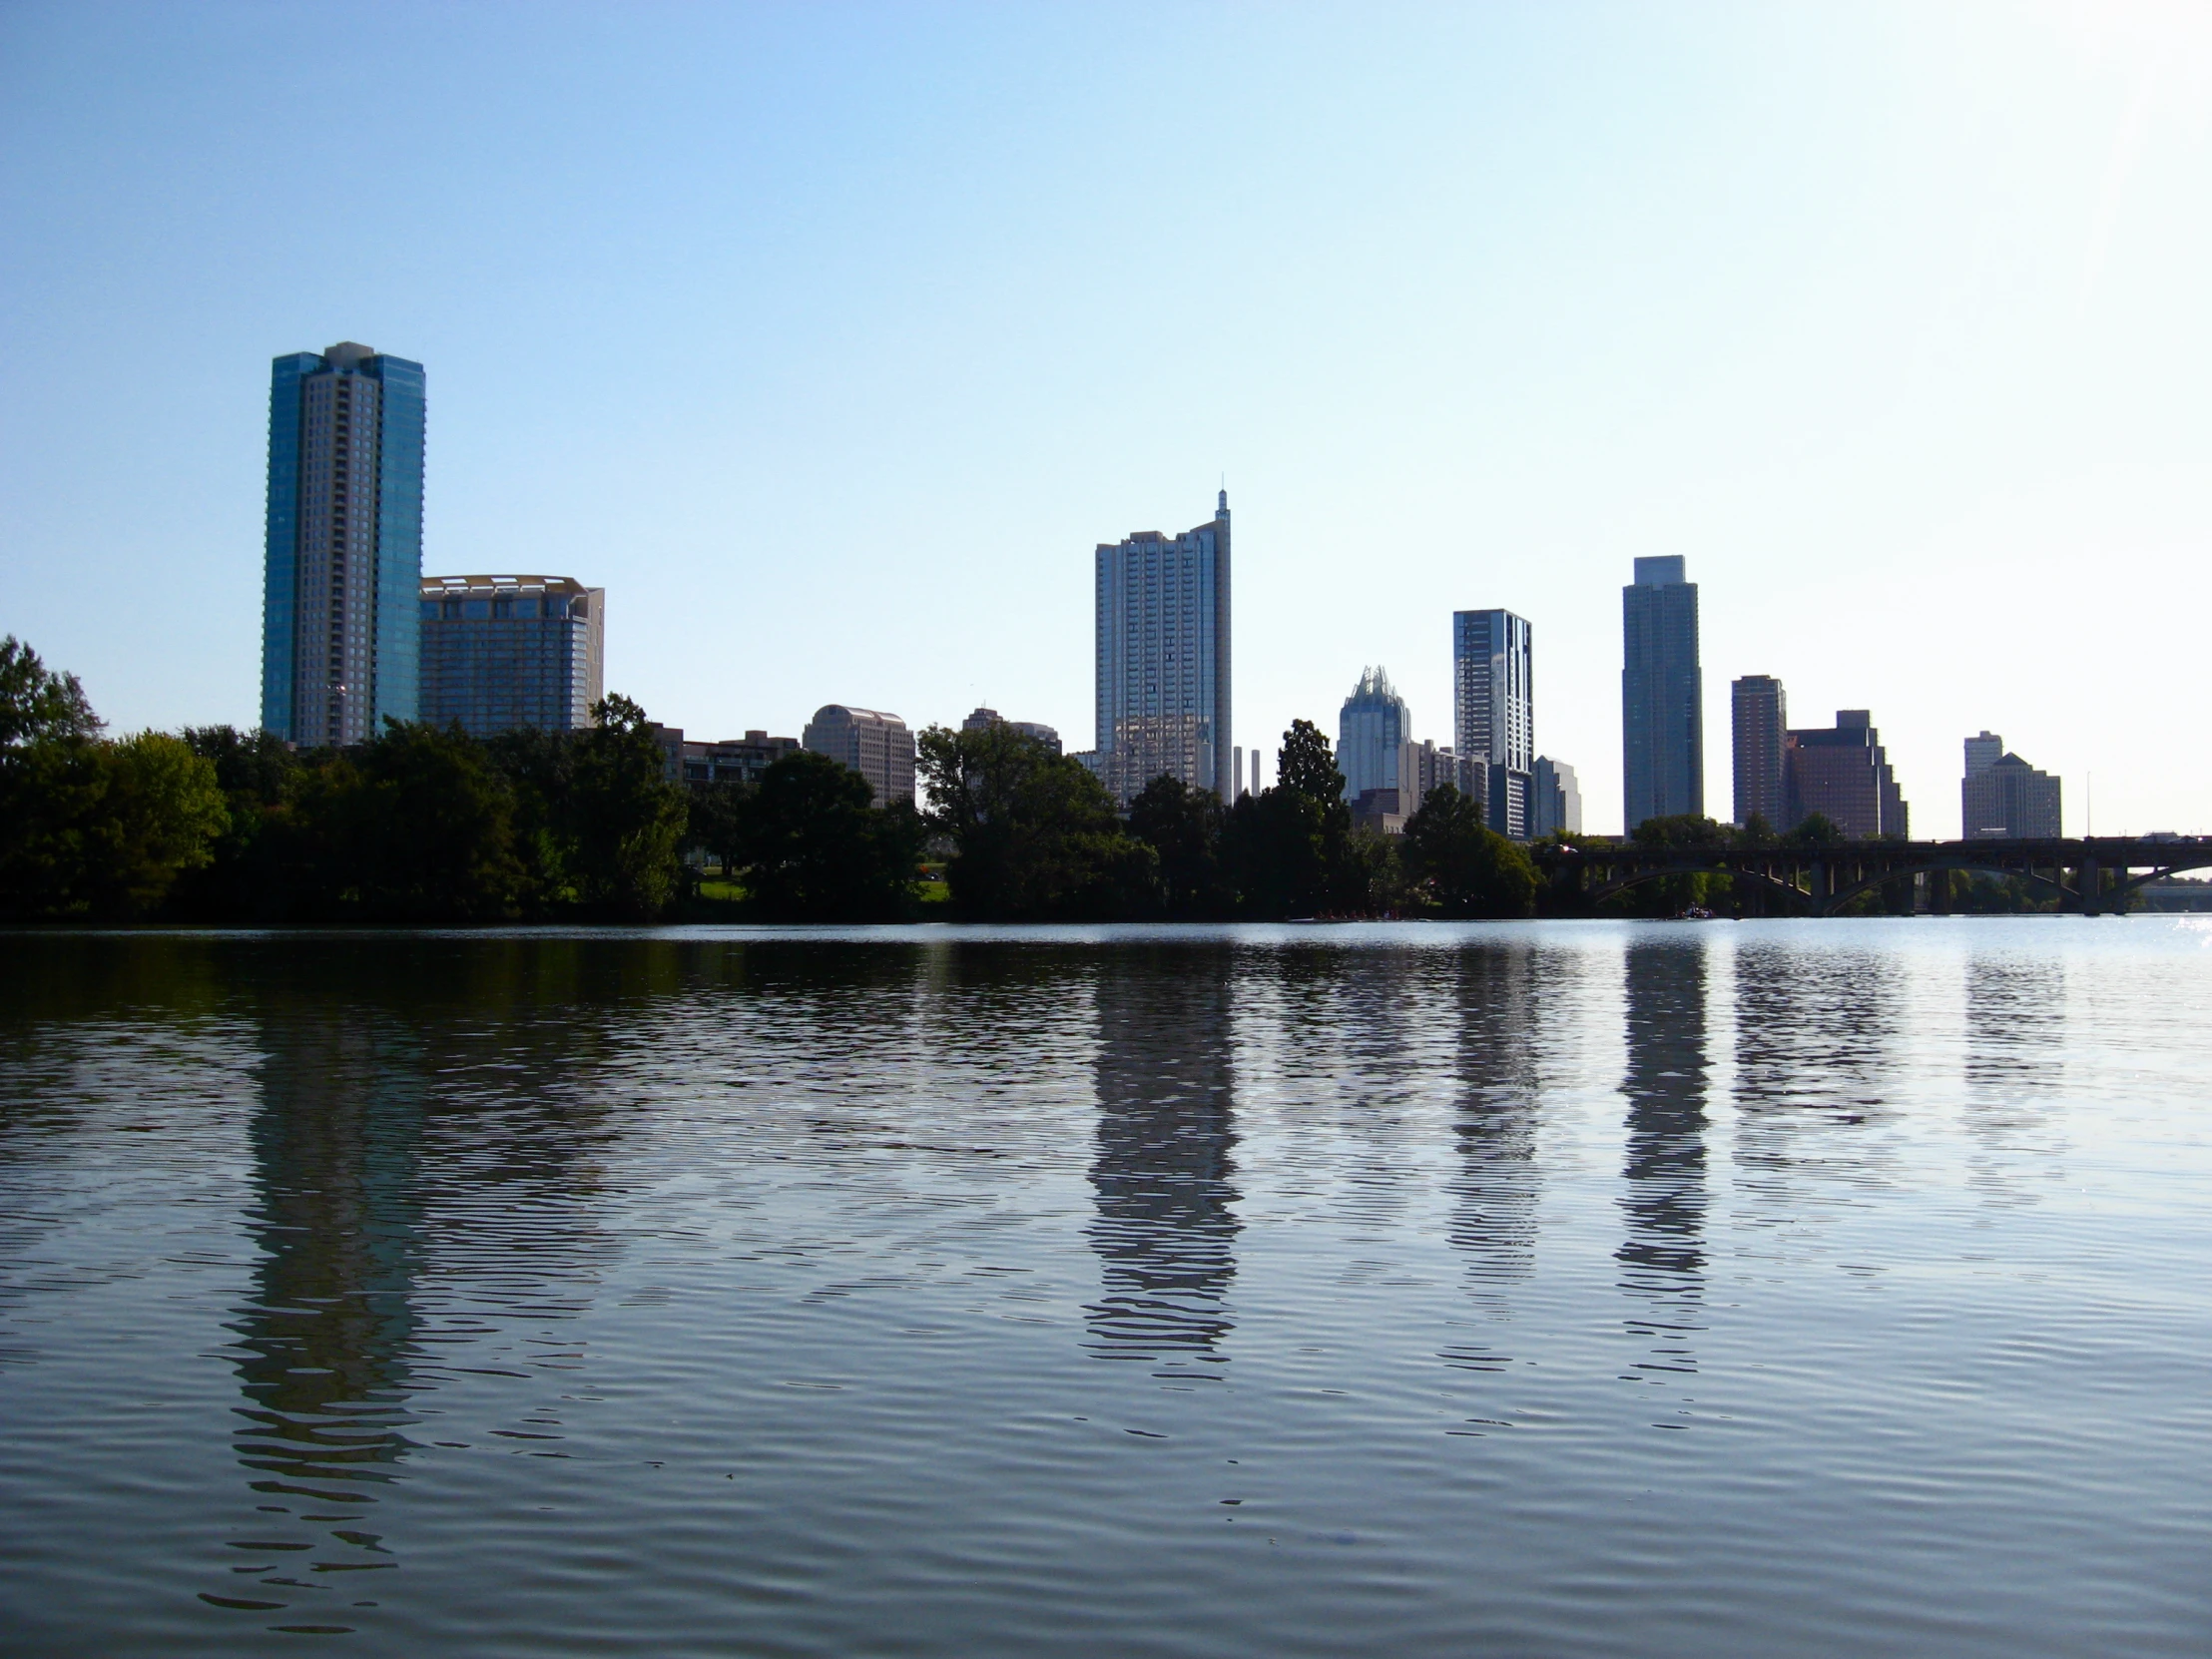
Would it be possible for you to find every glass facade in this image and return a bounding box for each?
[1621,557,1703,830]
[1337,667,1408,801]
[260,352,320,739]
[261,344,425,745]
[371,355,425,732]
[418,576,605,737]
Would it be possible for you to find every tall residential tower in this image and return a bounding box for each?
[1453,609,1533,837]
[1621,556,1703,830]
[1731,674,1788,830]
[261,342,425,746]
[1094,492,1232,804]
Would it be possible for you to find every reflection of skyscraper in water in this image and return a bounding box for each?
[1963,956,2069,1204]
[1441,944,1542,1376]
[1728,942,1903,1220]
[1085,955,1240,1379]
[212,1010,427,1620]
[1616,943,1709,1387]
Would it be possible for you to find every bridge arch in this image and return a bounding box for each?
[1585,862,1816,912]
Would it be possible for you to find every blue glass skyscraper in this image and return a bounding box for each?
[1337,666,1408,802]
[261,342,425,746]
[1621,555,1703,830]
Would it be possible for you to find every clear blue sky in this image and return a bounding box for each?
[3,1,2207,834]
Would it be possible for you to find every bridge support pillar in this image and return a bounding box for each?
[2079,856,2102,916]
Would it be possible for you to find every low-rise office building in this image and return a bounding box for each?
[804,705,916,805]
[418,575,604,737]
[650,727,805,789]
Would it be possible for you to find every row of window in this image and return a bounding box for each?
[420,597,582,620]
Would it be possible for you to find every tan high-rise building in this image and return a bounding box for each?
[804,705,916,805]
[1094,492,1233,806]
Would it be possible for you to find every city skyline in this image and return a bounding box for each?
[233,335,2125,840]
[7,6,2210,834]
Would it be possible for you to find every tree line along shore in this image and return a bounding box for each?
[1,636,2066,925]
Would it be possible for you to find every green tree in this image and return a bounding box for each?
[1399,783,1537,918]
[917,723,1150,920]
[175,726,305,920]
[1785,812,1844,846]
[688,778,751,886]
[342,722,526,921]
[1224,720,1363,917]
[1126,774,1228,918]
[567,694,690,919]
[485,723,578,908]
[1618,813,1732,915]
[741,749,923,921]
[0,635,101,749]
[0,730,224,919]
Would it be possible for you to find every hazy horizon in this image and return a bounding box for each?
[4,1,2207,835]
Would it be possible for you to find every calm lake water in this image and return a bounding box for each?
[2,919,2209,1657]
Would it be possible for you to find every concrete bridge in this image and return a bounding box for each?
[1532,835,2212,916]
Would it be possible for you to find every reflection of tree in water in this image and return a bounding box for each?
[1963,955,2069,1204]
[1441,945,1542,1375]
[1085,952,1239,1381]
[1616,942,1708,1386]
[212,1008,427,1624]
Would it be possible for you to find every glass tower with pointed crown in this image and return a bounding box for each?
[1337,666,1408,801]
[261,342,425,746]
[1094,491,1232,804]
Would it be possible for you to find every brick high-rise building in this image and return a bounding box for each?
[1784,710,1908,838]
[261,342,425,746]
[1731,674,1788,830]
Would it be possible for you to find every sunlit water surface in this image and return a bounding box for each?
[2,920,2209,1656]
